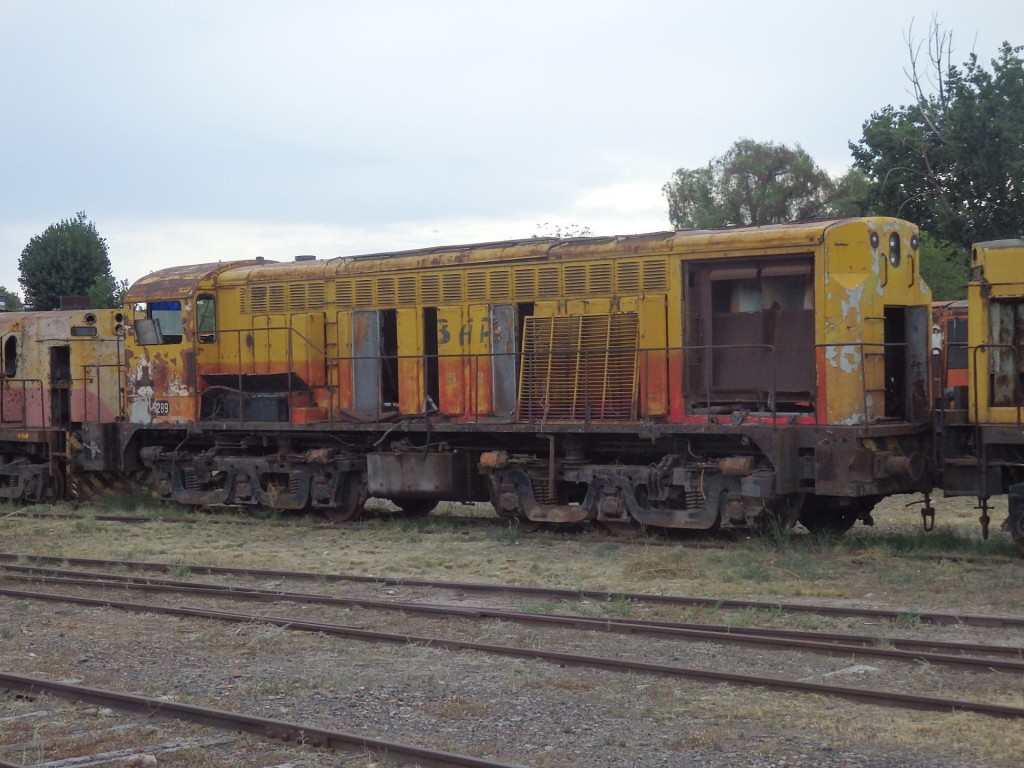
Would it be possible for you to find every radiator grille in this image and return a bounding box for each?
[518,313,638,421]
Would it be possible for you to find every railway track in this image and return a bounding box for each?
[2,563,1022,673]
[1,552,1020,628]
[0,674,523,768]
[2,561,1023,721]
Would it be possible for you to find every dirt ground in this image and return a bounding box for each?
[0,492,1022,767]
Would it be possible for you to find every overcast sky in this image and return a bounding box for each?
[1,0,1021,297]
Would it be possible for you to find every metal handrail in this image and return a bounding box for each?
[184,332,919,430]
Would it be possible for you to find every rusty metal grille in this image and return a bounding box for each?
[518,312,638,421]
[336,280,354,307]
[467,271,487,301]
[513,268,535,299]
[565,265,587,295]
[268,285,286,313]
[288,284,306,312]
[489,270,511,300]
[398,276,417,305]
[590,263,612,294]
[538,266,560,297]
[307,283,326,309]
[239,287,249,314]
[442,273,463,303]
[643,262,668,291]
[616,262,640,293]
[421,274,441,305]
[354,280,374,307]
[377,277,396,306]
[250,285,268,313]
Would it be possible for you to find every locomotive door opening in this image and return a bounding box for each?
[686,258,815,413]
[423,307,440,410]
[883,305,929,422]
[50,345,71,427]
[352,309,399,416]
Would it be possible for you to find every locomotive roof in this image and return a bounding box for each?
[126,260,270,302]
[125,218,912,295]
[973,238,1024,249]
[0,309,116,334]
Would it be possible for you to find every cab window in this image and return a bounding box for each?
[3,335,16,377]
[133,300,183,344]
[196,294,216,343]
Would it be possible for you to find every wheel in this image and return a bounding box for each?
[320,473,366,522]
[47,466,66,503]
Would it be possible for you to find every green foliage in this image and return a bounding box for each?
[851,35,1024,247]
[87,273,130,309]
[0,285,23,312]
[824,168,873,217]
[919,234,969,300]
[18,211,114,310]
[663,139,836,229]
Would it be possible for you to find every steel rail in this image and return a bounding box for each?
[1,552,1022,628]
[5,565,1023,673]
[0,672,523,768]
[2,586,1024,721]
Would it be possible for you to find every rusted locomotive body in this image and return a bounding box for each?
[122,218,932,533]
[0,309,125,502]
[936,239,1024,549]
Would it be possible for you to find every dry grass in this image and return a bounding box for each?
[2,492,1022,766]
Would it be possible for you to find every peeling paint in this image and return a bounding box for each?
[840,284,864,321]
[825,344,861,373]
[835,412,867,425]
[128,350,155,424]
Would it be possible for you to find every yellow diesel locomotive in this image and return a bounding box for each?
[937,238,1024,548]
[0,309,125,502]
[121,217,932,534]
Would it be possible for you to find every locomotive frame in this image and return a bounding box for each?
[117,218,933,534]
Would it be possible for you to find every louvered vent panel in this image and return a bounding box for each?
[288,284,306,312]
[564,265,586,295]
[513,268,535,299]
[442,273,463,303]
[250,286,268,314]
[398,276,417,305]
[589,263,612,294]
[538,266,560,297]
[617,262,641,293]
[268,285,286,313]
[239,287,249,314]
[307,283,326,309]
[518,312,638,422]
[421,274,441,304]
[467,271,487,302]
[354,278,374,307]
[377,276,396,306]
[336,280,354,307]
[643,262,668,291]
[489,271,511,301]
